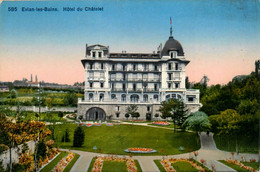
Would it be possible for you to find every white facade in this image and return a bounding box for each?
[78,36,201,120]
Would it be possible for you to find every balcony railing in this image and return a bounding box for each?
[166,77,181,81]
[88,77,105,81]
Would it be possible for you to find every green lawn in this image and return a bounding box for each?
[63,153,80,172]
[40,151,68,172]
[154,160,166,172]
[218,160,248,172]
[87,157,142,172]
[214,134,258,153]
[172,161,198,172]
[54,124,200,155]
[102,161,128,172]
[243,161,259,170]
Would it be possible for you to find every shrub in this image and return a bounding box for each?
[62,128,70,142]
[73,126,85,147]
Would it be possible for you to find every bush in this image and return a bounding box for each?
[36,141,47,160]
[62,128,70,142]
[73,126,85,147]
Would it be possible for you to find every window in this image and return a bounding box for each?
[123,83,126,91]
[154,95,159,101]
[175,83,179,88]
[130,94,139,102]
[154,84,158,91]
[90,64,93,69]
[143,83,147,91]
[133,64,136,71]
[100,83,104,88]
[112,64,115,70]
[111,94,116,99]
[101,63,104,69]
[117,106,120,111]
[147,106,150,111]
[92,52,96,57]
[168,73,172,80]
[90,82,93,88]
[143,94,148,102]
[168,63,172,70]
[89,93,93,100]
[168,83,172,89]
[123,64,126,71]
[123,74,126,80]
[111,83,115,90]
[116,113,120,118]
[133,84,136,91]
[170,51,176,58]
[175,63,179,70]
[99,93,104,101]
[154,65,158,71]
[188,97,194,102]
[98,52,102,58]
[121,94,126,102]
[144,64,148,70]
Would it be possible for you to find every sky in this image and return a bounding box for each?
[0,0,259,85]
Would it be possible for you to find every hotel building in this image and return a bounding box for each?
[77,31,202,120]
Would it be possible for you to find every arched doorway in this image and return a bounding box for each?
[86,107,106,120]
[146,113,152,121]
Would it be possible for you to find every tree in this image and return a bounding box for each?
[62,128,70,142]
[125,114,130,120]
[0,116,51,172]
[126,104,138,120]
[200,75,210,88]
[237,99,258,115]
[64,92,77,106]
[159,99,187,132]
[185,76,191,89]
[155,113,159,120]
[73,126,85,147]
[9,89,17,99]
[58,111,64,119]
[182,111,211,134]
[45,97,53,111]
[215,109,241,153]
[78,115,83,120]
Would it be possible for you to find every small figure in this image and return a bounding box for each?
[207,131,210,136]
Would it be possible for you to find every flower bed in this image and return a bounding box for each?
[160,158,208,172]
[80,123,93,127]
[92,156,137,172]
[152,122,170,126]
[224,159,257,172]
[105,123,113,126]
[125,148,156,153]
[51,151,75,172]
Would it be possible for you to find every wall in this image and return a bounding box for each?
[9,106,77,113]
[0,141,35,169]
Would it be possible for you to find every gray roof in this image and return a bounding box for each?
[161,36,184,56]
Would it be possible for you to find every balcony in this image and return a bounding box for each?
[86,67,105,71]
[88,77,105,81]
[109,69,161,73]
[166,77,181,81]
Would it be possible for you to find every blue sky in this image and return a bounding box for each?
[0,0,260,84]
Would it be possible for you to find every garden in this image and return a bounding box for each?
[87,156,142,172]
[52,124,200,155]
[154,157,212,172]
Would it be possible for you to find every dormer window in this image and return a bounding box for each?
[92,52,96,58]
[170,51,176,58]
[98,52,102,58]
